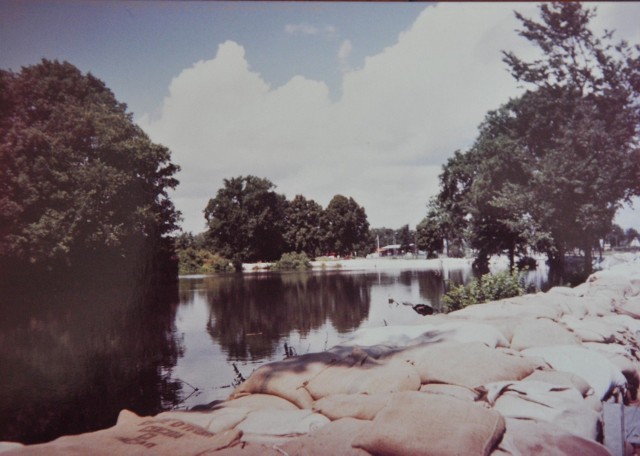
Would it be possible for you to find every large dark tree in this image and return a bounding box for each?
[204,175,286,268]
[322,195,371,257]
[283,194,324,257]
[428,3,639,276]
[0,60,180,279]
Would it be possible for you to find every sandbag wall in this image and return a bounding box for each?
[3,257,640,455]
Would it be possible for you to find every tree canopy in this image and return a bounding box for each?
[322,195,371,257]
[424,2,640,275]
[204,175,287,267]
[0,60,180,277]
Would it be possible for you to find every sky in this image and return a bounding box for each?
[1,1,639,234]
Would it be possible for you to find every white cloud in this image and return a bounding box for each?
[139,3,640,234]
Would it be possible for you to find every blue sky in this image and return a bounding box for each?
[2,1,639,234]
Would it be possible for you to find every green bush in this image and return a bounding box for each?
[272,252,312,271]
[177,248,233,274]
[444,269,525,312]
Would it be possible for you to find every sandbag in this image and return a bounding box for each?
[231,351,339,408]
[419,383,483,402]
[304,356,421,400]
[522,345,627,400]
[522,369,592,397]
[449,299,560,320]
[345,324,437,347]
[560,315,623,343]
[510,318,579,351]
[395,342,539,388]
[313,393,391,421]
[280,418,372,456]
[486,380,600,440]
[430,320,510,348]
[351,391,505,456]
[156,408,250,434]
[219,393,299,411]
[236,409,329,445]
[1,410,241,455]
[495,417,612,456]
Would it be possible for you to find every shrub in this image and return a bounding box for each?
[443,269,525,312]
[272,252,312,271]
[177,248,233,274]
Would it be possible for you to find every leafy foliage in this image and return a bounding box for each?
[322,195,372,257]
[177,248,233,274]
[271,252,312,271]
[0,60,180,275]
[283,195,323,257]
[443,270,525,312]
[427,3,640,276]
[204,176,286,268]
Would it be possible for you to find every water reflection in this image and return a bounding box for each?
[0,280,182,444]
[203,272,371,361]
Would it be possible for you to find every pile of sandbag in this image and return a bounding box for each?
[3,260,640,455]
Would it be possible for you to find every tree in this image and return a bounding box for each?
[416,212,444,258]
[283,195,324,257]
[204,176,286,268]
[626,228,640,246]
[430,3,640,277]
[322,195,371,257]
[501,2,640,273]
[0,60,180,277]
[396,224,414,253]
[371,227,395,249]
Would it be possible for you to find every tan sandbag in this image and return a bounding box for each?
[419,383,483,402]
[0,442,24,453]
[495,417,611,456]
[560,315,621,343]
[395,342,539,388]
[487,380,600,440]
[449,298,560,320]
[616,296,640,318]
[522,369,592,397]
[430,320,510,348]
[304,356,420,400]
[231,351,339,408]
[510,318,580,351]
[313,393,391,421]
[351,391,505,456]
[280,417,372,456]
[522,345,627,400]
[2,410,241,455]
[235,409,329,445]
[156,407,250,434]
[220,393,298,411]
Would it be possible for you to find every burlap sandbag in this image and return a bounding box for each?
[495,417,611,456]
[304,356,420,400]
[522,345,627,400]
[280,417,372,456]
[419,383,483,402]
[449,298,560,320]
[486,380,600,440]
[219,393,299,411]
[2,410,240,455]
[235,409,329,445]
[351,391,505,456]
[395,342,539,388]
[231,351,339,408]
[156,408,250,434]
[313,393,392,420]
[560,315,622,343]
[522,369,592,397]
[510,318,580,351]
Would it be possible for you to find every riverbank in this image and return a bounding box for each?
[3,253,640,454]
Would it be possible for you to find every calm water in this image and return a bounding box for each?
[0,262,548,444]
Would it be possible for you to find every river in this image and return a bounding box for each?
[0,260,548,444]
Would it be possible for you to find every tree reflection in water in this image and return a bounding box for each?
[204,272,371,361]
[0,278,183,444]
